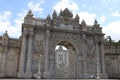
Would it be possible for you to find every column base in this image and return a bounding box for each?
[83,73,108,79]
[43,72,51,79]
[0,72,5,77]
[98,73,108,79]
[83,73,90,79]
[34,73,42,79]
[18,71,32,79]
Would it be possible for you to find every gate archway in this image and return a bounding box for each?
[55,41,76,79]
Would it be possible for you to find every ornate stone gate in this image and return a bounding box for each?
[17,8,108,79]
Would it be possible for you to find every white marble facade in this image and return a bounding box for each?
[0,8,109,79]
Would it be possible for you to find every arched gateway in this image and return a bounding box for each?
[17,8,108,79]
[55,41,76,78]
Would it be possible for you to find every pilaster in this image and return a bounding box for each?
[43,30,50,78]
[26,32,34,78]
[100,42,106,73]
[18,32,27,78]
[82,34,89,78]
[99,42,108,78]
[95,41,101,73]
[95,37,108,79]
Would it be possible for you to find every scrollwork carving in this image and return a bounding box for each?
[34,34,45,54]
[87,40,95,55]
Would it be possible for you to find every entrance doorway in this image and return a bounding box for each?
[55,41,76,78]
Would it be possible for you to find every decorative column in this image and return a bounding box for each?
[82,34,88,78]
[98,40,108,78]
[95,37,101,79]
[49,36,55,78]
[100,42,106,73]
[95,41,101,75]
[26,32,34,77]
[18,32,27,77]
[44,30,50,78]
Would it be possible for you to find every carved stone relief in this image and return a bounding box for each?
[87,40,96,74]
[54,32,78,40]
[34,34,45,54]
[5,49,18,77]
[87,40,95,55]
[32,34,45,75]
[32,53,44,75]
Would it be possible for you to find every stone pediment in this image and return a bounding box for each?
[51,8,80,30]
[60,8,73,18]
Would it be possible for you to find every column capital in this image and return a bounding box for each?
[46,30,50,37]
[26,33,34,74]
[18,33,27,75]
[95,37,100,44]
[23,31,29,37]
[29,32,34,37]
[82,34,87,42]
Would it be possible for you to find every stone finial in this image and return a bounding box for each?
[24,9,35,24]
[3,31,9,37]
[75,14,79,23]
[81,20,86,26]
[2,31,9,46]
[62,8,73,17]
[59,9,63,16]
[47,14,51,20]
[94,19,100,27]
[94,19,98,24]
[75,14,79,19]
[93,19,101,33]
[46,14,51,26]
[52,10,57,18]
[27,9,33,17]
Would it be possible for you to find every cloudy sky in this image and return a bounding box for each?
[0,0,120,41]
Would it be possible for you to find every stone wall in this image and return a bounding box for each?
[0,34,20,78]
[104,38,120,79]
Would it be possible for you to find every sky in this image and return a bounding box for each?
[0,0,120,41]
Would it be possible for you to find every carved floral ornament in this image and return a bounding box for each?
[87,40,95,54]
[64,17,70,23]
[34,34,45,54]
